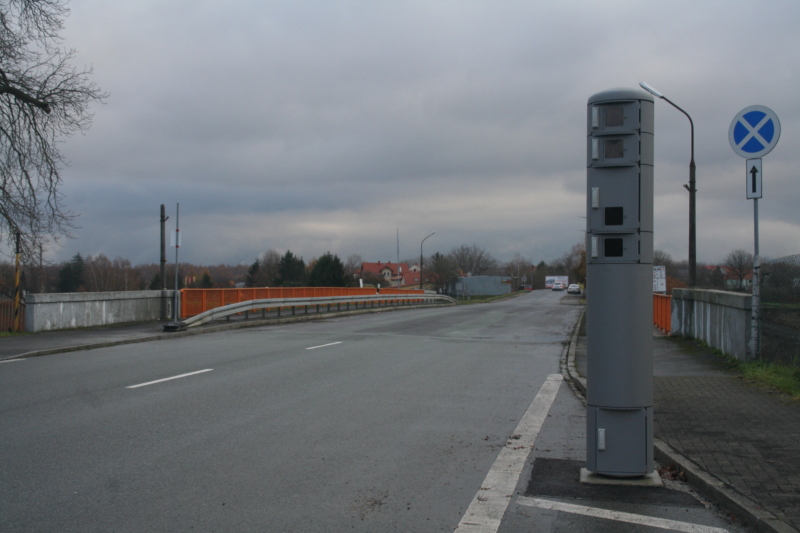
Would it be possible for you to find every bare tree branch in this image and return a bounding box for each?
[0,0,106,262]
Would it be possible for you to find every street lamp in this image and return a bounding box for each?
[639,82,697,287]
[420,231,435,290]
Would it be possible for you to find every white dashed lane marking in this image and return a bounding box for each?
[306,342,342,350]
[126,369,214,389]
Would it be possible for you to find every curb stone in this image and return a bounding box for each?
[562,307,798,533]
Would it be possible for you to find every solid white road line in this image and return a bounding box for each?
[517,497,730,533]
[126,369,214,389]
[0,359,24,363]
[454,374,563,533]
[305,342,342,350]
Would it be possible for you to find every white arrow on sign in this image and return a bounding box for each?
[746,158,762,199]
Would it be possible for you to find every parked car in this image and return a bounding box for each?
[552,282,565,291]
[567,284,581,294]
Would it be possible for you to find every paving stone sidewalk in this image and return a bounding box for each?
[574,324,800,533]
[655,373,800,531]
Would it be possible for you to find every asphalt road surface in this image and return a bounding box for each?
[1,291,745,532]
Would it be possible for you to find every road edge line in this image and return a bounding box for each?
[454,374,563,533]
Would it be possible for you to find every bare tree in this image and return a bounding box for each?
[503,252,532,289]
[450,244,497,276]
[653,249,674,274]
[1,0,106,261]
[427,252,458,292]
[84,254,140,291]
[344,253,362,280]
[723,249,754,290]
[551,242,585,285]
[246,248,281,287]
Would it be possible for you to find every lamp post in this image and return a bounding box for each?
[639,82,696,287]
[420,231,435,290]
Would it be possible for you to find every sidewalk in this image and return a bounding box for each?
[0,321,168,360]
[0,317,282,360]
[568,310,800,533]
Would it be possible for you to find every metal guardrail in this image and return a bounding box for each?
[166,293,457,331]
[180,286,426,318]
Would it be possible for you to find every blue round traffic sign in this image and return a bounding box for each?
[729,105,781,158]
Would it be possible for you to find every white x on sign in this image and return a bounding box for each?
[729,105,781,159]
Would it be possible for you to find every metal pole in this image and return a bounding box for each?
[638,83,696,286]
[660,95,697,287]
[160,204,169,320]
[39,243,43,293]
[13,232,22,332]
[174,203,180,322]
[420,231,435,290]
[750,198,760,358]
[688,150,696,287]
[419,244,423,290]
[160,204,167,289]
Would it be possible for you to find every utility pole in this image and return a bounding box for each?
[13,232,22,332]
[160,204,168,289]
[174,203,180,322]
[39,244,43,293]
[162,203,186,332]
[420,231,435,290]
[160,204,169,320]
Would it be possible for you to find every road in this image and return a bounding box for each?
[1,291,744,532]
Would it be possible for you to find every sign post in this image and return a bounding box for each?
[729,105,780,359]
[162,203,187,332]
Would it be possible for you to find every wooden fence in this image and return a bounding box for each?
[0,284,24,332]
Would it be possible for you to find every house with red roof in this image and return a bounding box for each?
[358,261,420,287]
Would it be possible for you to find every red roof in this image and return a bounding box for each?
[360,261,410,277]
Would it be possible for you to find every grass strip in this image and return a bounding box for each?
[732,358,800,400]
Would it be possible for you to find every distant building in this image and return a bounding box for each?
[448,276,512,297]
[700,264,752,289]
[359,261,419,287]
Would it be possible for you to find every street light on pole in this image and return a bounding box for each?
[639,82,697,287]
[420,231,435,290]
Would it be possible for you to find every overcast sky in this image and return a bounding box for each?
[30,0,800,267]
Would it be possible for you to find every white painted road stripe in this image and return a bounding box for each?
[454,374,563,533]
[518,497,730,533]
[0,359,24,363]
[126,369,214,389]
[305,342,342,350]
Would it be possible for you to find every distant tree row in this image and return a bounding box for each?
[409,242,587,293]
[3,239,764,296]
[244,249,347,288]
[0,254,249,293]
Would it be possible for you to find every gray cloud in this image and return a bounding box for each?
[15,0,797,268]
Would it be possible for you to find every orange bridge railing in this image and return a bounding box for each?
[653,293,672,334]
[180,287,425,319]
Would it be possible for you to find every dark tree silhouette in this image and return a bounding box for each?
[1,0,106,261]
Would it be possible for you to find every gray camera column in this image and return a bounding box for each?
[585,88,655,477]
